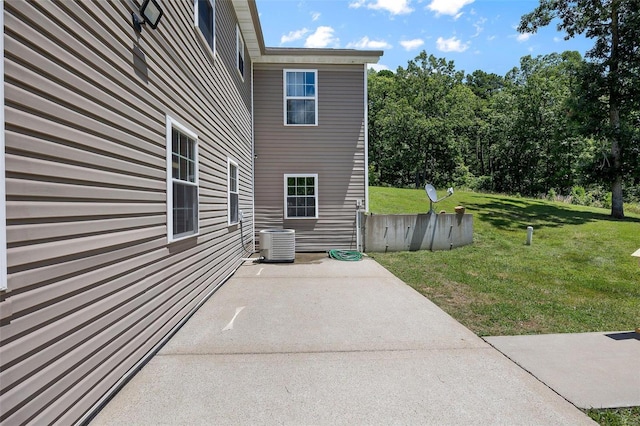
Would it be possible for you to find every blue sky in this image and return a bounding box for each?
[254,0,593,76]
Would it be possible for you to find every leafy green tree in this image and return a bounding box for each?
[367,48,625,202]
[367,69,396,186]
[519,0,640,217]
[464,71,507,187]
[394,52,471,188]
[466,70,505,100]
[505,52,586,195]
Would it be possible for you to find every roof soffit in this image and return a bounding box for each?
[231,0,383,65]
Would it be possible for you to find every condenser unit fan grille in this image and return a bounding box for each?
[260,229,295,263]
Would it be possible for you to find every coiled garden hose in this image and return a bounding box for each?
[328,249,363,261]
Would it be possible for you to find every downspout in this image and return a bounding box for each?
[356,201,361,252]
[361,63,369,252]
[363,63,369,213]
[250,59,256,252]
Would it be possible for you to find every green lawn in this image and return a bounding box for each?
[368,186,640,426]
[368,186,640,336]
[586,407,640,426]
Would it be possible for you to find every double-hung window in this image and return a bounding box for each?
[195,0,215,54]
[285,174,318,219]
[167,116,199,242]
[284,70,317,126]
[236,24,245,79]
[228,158,239,225]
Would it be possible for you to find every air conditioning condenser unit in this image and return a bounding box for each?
[259,229,295,263]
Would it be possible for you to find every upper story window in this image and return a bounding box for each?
[228,158,239,225]
[236,24,245,79]
[167,116,199,242]
[284,70,318,126]
[195,0,215,54]
[285,174,318,219]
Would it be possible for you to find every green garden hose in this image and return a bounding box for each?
[328,249,363,261]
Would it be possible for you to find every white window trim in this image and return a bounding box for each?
[0,4,6,291]
[166,115,200,243]
[236,24,245,81]
[194,0,215,61]
[283,69,318,127]
[284,173,319,220]
[227,157,239,225]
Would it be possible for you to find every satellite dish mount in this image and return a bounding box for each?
[425,184,454,213]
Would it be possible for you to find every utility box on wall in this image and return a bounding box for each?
[363,213,473,253]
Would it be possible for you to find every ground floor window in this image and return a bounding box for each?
[284,174,318,219]
[228,158,239,225]
[166,116,199,241]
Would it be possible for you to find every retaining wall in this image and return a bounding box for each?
[363,213,473,252]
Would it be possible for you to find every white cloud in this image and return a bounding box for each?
[427,0,474,16]
[400,38,424,51]
[281,28,309,44]
[368,63,390,72]
[350,0,413,15]
[487,35,496,41]
[311,12,321,22]
[304,26,339,48]
[436,36,470,52]
[553,36,561,42]
[472,17,486,37]
[516,32,532,42]
[347,36,392,49]
[453,12,464,20]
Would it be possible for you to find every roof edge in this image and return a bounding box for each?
[258,47,383,65]
[233,1,384,65]
[248,0,266,54]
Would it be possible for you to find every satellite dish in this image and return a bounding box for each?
[425,184,438,202]
[425,183,455,213]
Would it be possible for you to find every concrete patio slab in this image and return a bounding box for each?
[159,275,483,355]
[485,331,640,409]
[90,349,592,425]
[90,256,594,425]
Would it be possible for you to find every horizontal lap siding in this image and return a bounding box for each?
[0,0,253,424]
[254,64,366,251]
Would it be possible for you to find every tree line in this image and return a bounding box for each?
[368,1,640,218]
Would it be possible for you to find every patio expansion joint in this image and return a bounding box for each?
[482,337,585,411]
[158,346,492,357]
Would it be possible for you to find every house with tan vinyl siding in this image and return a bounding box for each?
[254,58,378,251]
[0,1,382,424]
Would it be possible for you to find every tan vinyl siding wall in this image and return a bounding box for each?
[254,63,366,251]
[0,1,253,424]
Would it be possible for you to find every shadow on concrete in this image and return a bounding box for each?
[605,332,640,341]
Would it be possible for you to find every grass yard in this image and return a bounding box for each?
[586,407,640,426]
[368,186,640,337]
[368,187,640,426]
